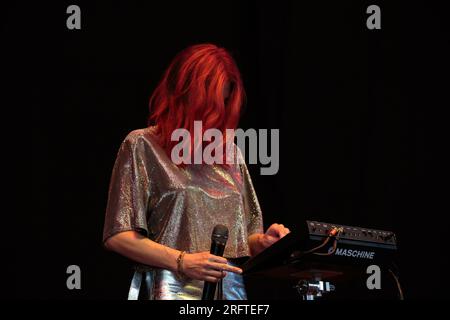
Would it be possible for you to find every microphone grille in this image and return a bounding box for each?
[212,224,229,242]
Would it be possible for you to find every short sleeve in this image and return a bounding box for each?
[102,132,151,243]
[239,157,264,236]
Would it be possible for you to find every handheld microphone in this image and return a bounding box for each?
[202,224,229,300]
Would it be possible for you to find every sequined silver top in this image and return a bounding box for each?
[103,127,264,258]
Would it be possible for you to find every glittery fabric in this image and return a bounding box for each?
[103,127,263,299]
[103,126,263,256]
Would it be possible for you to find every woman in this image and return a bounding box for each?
[103,44,290,300]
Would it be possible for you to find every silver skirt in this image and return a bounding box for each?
[128,261,247,300]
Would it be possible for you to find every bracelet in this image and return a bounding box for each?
[176,251,187,280]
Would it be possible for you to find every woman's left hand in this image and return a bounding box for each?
[259,223,291,249]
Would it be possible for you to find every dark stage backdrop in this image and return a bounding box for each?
[6,0,449,299]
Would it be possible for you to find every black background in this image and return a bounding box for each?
[4,0,450,299]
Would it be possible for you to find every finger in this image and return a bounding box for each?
[203,269,224,278]
[279,225,290,236]
[264,234,279,242]
[204,276,221,283]
[207,262,243,274]
[269,223,280,231]
[208,254,228,264]
[203,269,227,278]
[262,235,278,247]
[273,224,287,237]
[277,229,285,237]
[272,226,284,238]
[210,262,242,274]
[266,225,282,237]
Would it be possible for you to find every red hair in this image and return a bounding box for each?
[148,44,245,164]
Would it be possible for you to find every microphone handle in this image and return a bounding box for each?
[202,241,225,300]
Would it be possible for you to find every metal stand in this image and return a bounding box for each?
[294,278,335,300]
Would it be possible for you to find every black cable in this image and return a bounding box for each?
[388,268,404,300]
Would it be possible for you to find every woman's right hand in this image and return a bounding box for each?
[180,251,243,282]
